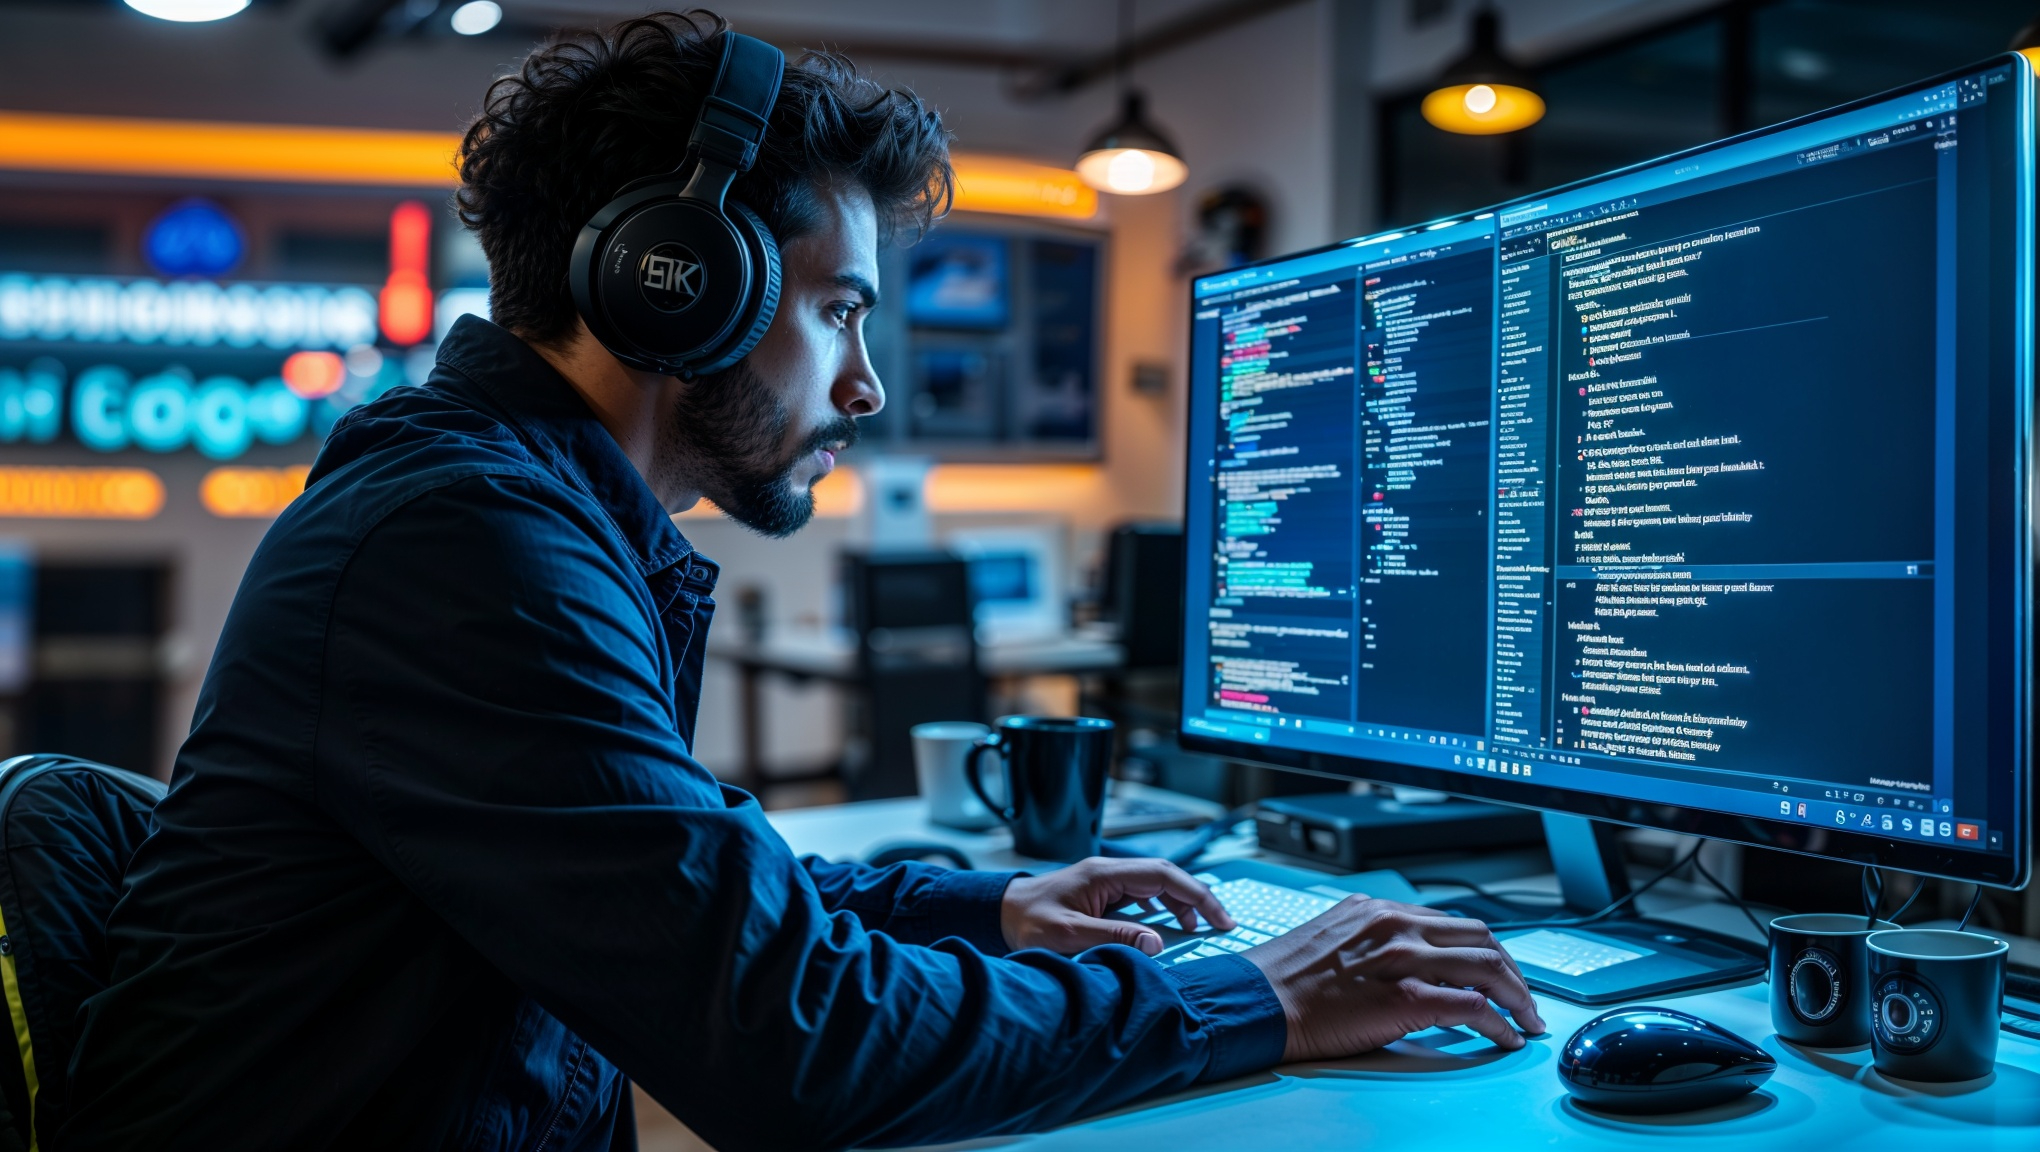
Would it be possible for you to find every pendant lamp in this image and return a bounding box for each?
[1422,9,1545,135]
[1075,0,1189,195]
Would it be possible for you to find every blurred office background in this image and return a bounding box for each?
[0,0,2030,793]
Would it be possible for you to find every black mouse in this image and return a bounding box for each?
[1557,1006,1775,1114]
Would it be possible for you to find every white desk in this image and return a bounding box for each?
[709,629,1124,792]
[709,628,1125,680]
[767,800,2040,1152]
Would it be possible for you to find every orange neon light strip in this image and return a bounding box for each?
[0,110,461,187]
[0,112,1094,219]
[676,464,1105,521]
[200,465,311,519]
[0,467,164,519]
[949,154,1098,220]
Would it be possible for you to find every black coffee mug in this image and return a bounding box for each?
[1768,913,1899,1046]
[1865,928,2008,1082]
[964,716,1113,862]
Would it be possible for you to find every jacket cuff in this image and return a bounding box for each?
[1161,953,1288,1082]
[917,868,1020,956]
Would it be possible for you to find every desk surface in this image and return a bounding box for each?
[711,628,1123,678]
[767,800,2040,1151]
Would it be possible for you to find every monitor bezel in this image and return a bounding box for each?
[1177,53,2033,890]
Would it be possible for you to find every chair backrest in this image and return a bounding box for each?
[1100,524,1184,671]
[840,551,983,800]
[0,755,163,1152]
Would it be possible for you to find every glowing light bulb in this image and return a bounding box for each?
[1422,83,1545,135]
[123,0,249,20]
[1107,150,1157,194]
[1075,143,1187,195]
[450,0,501,36]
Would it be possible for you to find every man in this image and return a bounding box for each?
[60,12,1542,1151]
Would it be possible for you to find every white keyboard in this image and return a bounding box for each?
[1124,876,1341,966]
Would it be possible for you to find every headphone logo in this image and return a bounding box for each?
[638,242,704,312]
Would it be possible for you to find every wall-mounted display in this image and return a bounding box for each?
[862,218,1103,461]
[905,233,1009,330]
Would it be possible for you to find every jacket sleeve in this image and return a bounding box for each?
[798,856,1019,955]
[315,476,1287,1152]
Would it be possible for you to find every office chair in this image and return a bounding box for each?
[0,754,163,1152]
[840,551,984,801]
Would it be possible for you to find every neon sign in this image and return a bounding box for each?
[0,273,377,350]
[380,202,433,346]
[144,199,245,278]
[69,366,307,458]
[2,283,485,461]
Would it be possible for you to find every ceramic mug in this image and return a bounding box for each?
[1768,913,1900,1046]
[912,721,997,830]
[1866,928,2008,1082]
[964,716,1113,862]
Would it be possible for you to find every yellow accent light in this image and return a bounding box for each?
[925,464,1105,513]
[0,110,461,187]
[0,467,164,519]
[676,464,1107,520]
[201,465,311,519]
[1421,83,1546,136]
[0,114,1098,218]
[2022,47,2040,73]
[951,154,1098,220]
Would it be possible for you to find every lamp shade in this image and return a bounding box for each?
[1423,10,1545,135]
[1076,91,1188,195]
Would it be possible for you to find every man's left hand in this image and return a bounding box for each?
[1000,857,1236,955]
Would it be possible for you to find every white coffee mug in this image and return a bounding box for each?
[913,721,999,829]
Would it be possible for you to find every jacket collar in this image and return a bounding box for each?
[429,316,697,580]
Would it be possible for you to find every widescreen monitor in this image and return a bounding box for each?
[1180,56,2033,889]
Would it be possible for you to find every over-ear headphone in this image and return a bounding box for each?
[570,32,786,378]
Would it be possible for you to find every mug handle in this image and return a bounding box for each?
[964,734,1017,823]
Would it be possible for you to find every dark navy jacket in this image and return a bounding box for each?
[57,318,1284,1152]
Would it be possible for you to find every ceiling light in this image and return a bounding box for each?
[1074,0,1188,196]
[1423,9,1545,135]
[123,0,250,22]
[1076,92,1188,195]
[450,0,501,36]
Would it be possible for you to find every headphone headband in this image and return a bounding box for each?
[687,33,784,180]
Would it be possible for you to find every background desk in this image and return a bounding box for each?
[767,800,2040,1152]
[711,630,1123,794]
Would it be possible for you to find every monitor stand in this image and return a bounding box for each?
[1425,814,1766,1006]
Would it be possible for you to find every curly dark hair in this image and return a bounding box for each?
[456,9,953,344]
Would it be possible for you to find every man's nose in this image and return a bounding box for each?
[835,363,884,417]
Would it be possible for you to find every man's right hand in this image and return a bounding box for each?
[1240,897,1547,1062]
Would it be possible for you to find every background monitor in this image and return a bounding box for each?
[1179,56,2031,889]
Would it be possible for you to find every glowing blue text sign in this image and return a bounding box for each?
[0,273,377,350]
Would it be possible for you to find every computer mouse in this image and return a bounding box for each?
[1557,1006,1775,1114]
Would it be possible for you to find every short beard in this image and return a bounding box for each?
[664,359,858,538]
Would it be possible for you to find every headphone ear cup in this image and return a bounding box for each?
[692,200,782,375]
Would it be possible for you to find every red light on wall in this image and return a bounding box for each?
[282,350,345,398]
[380,200,433,345]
